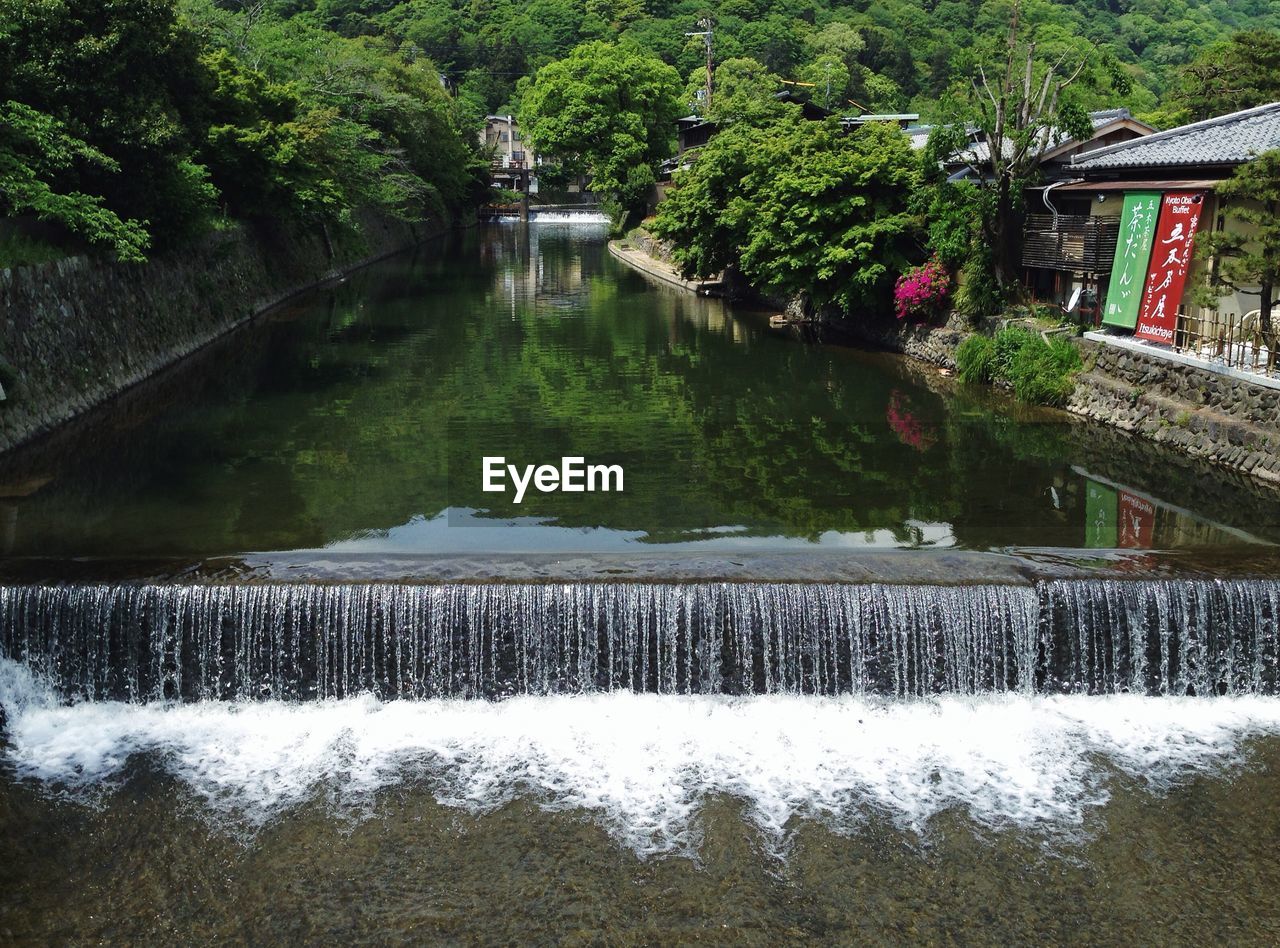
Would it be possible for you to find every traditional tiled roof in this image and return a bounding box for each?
[1089,108,1134,127]
[906,125,933,150]
[1072,101,1280,170]
[952,110,1146,167]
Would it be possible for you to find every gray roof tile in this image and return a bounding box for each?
[1072,102,1280,170]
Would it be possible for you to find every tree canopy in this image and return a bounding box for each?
[0,0,487,261]
[652,114,920,315]
[341,0,1280,126]
[517,41,681,222]
[1194,149,1280,340]
[1166,30,1280,124]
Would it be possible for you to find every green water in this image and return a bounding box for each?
[2,223,1277,560]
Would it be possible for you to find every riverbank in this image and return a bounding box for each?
[607,239,722,294]
[611,239,1280,490]
[840,318,1280,488]
[0,210,450,454]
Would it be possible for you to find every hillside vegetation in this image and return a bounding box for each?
[0,0,488,264]
[3,0,1279,266]
[324,0,1280,123]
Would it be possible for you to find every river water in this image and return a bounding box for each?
[3,224,1280,942]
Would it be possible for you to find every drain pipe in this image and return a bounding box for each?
[1042,179,1072,225]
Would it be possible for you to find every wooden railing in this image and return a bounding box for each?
[1021,214,1121,274]
[1173,309,1279,379]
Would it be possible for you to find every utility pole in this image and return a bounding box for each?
[685,17,714,113]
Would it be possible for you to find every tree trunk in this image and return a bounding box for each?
[993,177,1016,290]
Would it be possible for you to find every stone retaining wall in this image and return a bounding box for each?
[837,314,1280,488]
[1068,337,1280,486]
[825,313,972,369]
[0,210,445,453]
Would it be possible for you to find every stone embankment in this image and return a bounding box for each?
[607,241,715,293]
[1068,336,1280,486]
[609,233,725,295]
[0,210,446,453]
[844,314,1280,488]
[828,313,972,370]
[837,309,1280,487]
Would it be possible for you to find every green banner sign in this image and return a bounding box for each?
[1102,191,1160,329]
[1084,479,1118,549]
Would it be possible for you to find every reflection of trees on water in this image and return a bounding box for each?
[3,228,1278,556]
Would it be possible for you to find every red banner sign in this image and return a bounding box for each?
[1117,490,1155,549]
[1134,192,1205,344]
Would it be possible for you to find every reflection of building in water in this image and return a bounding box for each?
[0,475,53,555]
[1079,467,1267,549]
[484,224,610,317]
[481,224,750,345]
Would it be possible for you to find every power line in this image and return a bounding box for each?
[685,18,714,112]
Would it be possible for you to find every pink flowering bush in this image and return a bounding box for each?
[894,259,951,322]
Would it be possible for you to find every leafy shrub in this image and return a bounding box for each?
[0,231,65,268]
[955,334,997,384]
[894,258,951,321]
[954,242,1004,323]
[956,327,1082,406]
[1005,335,1082,406]
[993,326,1037,376]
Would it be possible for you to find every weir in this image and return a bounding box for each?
[2,578,1277,703]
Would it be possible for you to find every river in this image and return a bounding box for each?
[2,223,1280,942]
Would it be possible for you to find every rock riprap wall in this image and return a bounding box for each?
[0,212,436,454]
[831,314,1280,488]
[1068,338,1280,486]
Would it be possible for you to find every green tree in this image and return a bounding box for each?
[184,1,486,225]
[647,118,763,279]
[1,0,222,240]
[0,101,151,260]
[653,114,920,315]
[684,56,783,124]
[1194,149,1280,348]
[517,41,681,223]
[738,119,919,313]
[0,0,218,245]
[1174,30,1280,123]
[956,1,1099,295]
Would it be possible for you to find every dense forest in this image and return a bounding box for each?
[0,0,489,264]
[3,0,1280,267]
[308,0,1280,123]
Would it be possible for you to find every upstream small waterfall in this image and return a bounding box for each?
[3,580,1278,703]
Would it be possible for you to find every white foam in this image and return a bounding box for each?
[3,657,1279,856]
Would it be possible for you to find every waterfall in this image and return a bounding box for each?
[527,209,611,223]
[3,580,1277,703]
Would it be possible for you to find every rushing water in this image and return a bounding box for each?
[5,225,1280,941]
[4,579,1279,701]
